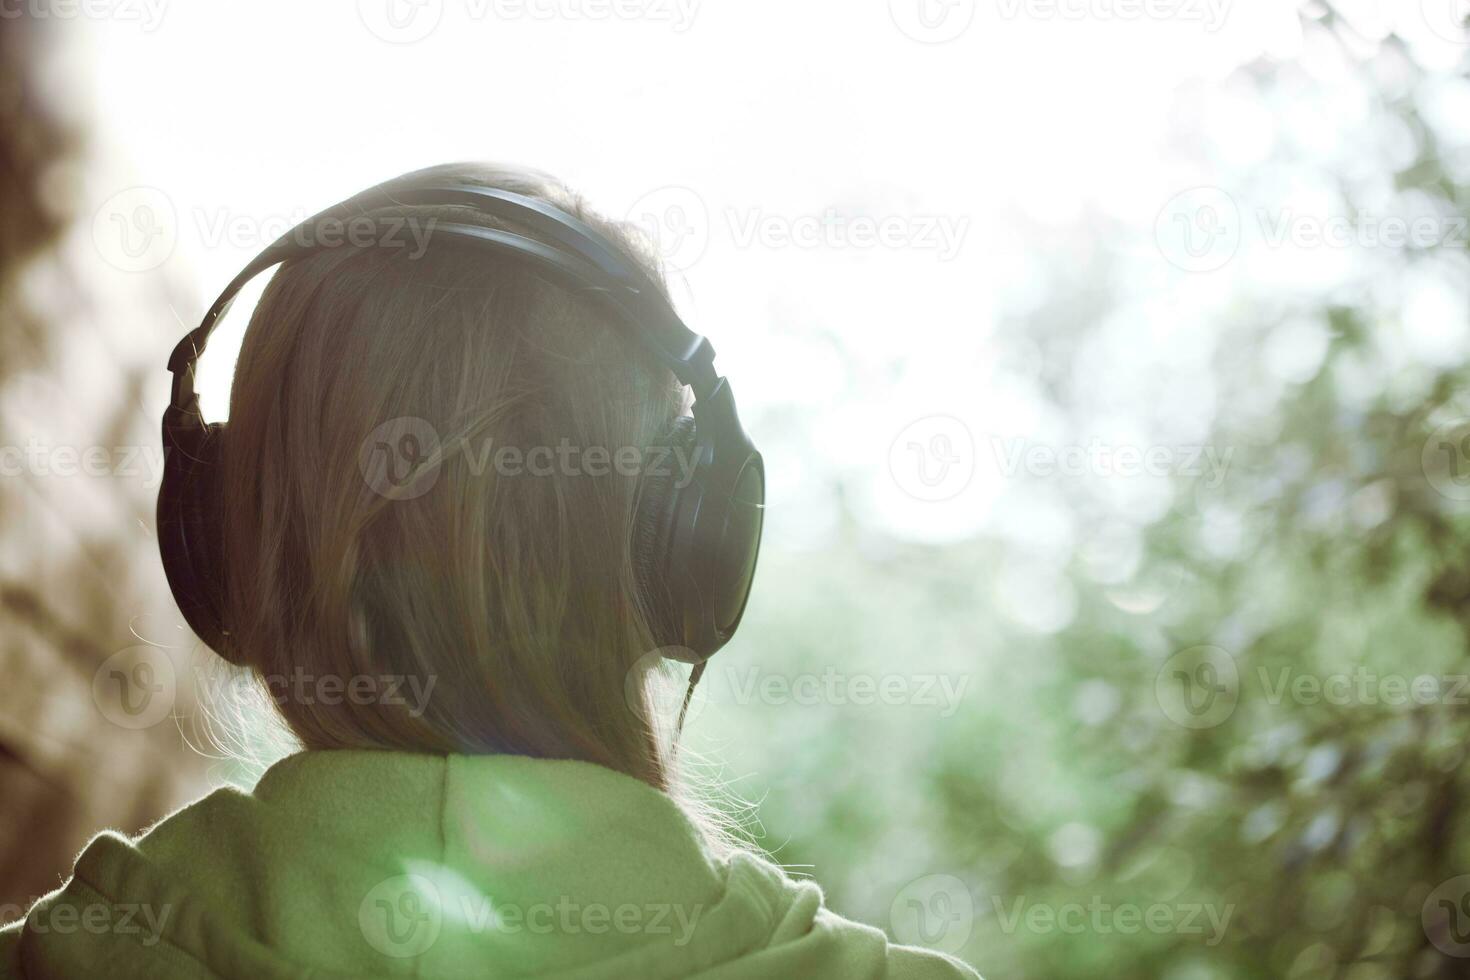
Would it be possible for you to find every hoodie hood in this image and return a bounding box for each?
[1,750,979,979]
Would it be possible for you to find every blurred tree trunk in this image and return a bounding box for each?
[0,11,210,912]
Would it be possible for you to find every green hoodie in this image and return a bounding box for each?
[0,751,980,978]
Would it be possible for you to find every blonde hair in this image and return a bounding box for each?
[218,163,693,792]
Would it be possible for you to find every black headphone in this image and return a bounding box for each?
[157,180,764,666]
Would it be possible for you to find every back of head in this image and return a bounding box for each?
[218,163,685,788]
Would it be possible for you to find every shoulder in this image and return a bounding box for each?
[717,850,983,979]
[883,939,984,979]
[0,916,22,980]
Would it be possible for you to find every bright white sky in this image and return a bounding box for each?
[76,0,1319,326]
[61,0,1470,544]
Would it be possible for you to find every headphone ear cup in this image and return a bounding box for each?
[632,416,697,649]
[157,418,236,660]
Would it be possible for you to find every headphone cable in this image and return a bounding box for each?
[674,661,706,737]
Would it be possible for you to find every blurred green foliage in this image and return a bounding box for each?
[701,7,1470,978]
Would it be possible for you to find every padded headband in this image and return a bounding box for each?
[166,184,720,414]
